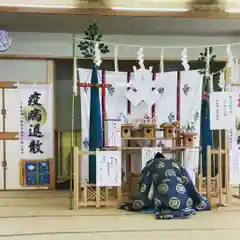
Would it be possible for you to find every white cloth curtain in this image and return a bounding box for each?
[180,70,203,184]
[155,71,178,159]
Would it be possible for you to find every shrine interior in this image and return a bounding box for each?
[54,58,225,189]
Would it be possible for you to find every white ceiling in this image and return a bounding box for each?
[1,12,240,35]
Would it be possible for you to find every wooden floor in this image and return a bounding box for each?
[0,190,240,239]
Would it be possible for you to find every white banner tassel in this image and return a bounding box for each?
[181,48,190,71]
[114,45,119,72]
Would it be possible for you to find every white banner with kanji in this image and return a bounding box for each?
[19,84,53,160]
[210,92,235,130]
[227,86,240,184]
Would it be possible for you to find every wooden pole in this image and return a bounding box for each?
[218,131,223,205]
[69,34,76,210]
[47,60,55,190]
[73,146,79,211]
[206,145,212,202]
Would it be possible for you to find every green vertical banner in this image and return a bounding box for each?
[88,64,103,183]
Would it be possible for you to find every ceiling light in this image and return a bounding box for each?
[111,7,189,12]
[0,4,76,9]
[225,8,240,13]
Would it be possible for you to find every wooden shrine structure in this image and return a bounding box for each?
[72,66,240,211]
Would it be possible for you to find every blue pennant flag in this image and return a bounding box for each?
[88,64,103,183]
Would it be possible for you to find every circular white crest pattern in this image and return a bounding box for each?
[181,176,188,186]
[140,184,147,192]
[196,200,207,210]
[187,198,193,208]
[157,183,169,194]
[156,161,164,168]
[165,169,176,177]
[0,30,11,52]
[133,200,144,210]
[169,197,181,210]
[176,183,186,194]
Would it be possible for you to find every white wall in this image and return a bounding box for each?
[1,32,240,61]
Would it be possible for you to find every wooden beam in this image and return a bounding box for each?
[0,82,17,88]
[0,132,18,140]
[0,54,227,62]
[0,7,240,19]
[0,54,65,60]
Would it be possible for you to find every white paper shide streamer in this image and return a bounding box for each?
[114,45,119,72]
[94,42,102,67]
[160,48,164,73]
[137,46,145,70]
[181,48,190,71]
[227,45,234,83]
[219,70,225,91]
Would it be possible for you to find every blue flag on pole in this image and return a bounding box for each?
[88,64,103,183]
[201,101,212,177]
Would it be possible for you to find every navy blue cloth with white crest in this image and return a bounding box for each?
[120,152,210,219]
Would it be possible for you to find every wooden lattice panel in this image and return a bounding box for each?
[79,183,121,208]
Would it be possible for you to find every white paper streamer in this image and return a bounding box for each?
[94,42,102,67]
[181,48,190,71]
[137,46,145,70]
[227,45,234,67]
[219,70,225,91]
[114,45,119,72]
[205,48,210,77]
[160,48,164,73]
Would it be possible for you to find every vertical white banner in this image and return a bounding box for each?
[210,92,235,130]
[227,86,240,184]
[155,71,178,159]
[105,71,128,119]
[180,70,203,184]
[19,84,53,160]
[96,150,121,187]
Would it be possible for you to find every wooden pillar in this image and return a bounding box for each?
[47,60,55,190]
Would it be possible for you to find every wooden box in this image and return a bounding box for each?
[139,124,156,138]
[161,123,177,138]
[121,124,134,138]
[181,132,197,147]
